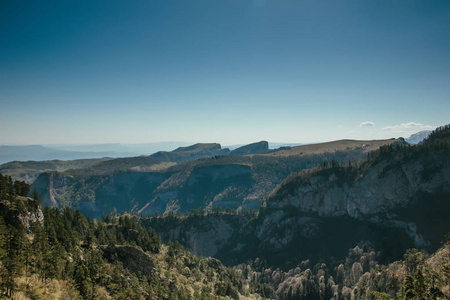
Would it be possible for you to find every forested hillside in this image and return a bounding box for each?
[1,174,449,299]
[0,174,258,299]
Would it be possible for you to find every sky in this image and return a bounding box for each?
[1,0,449,146]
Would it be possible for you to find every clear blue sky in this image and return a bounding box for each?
[1,0,449,145]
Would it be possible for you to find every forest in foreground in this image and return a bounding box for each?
[0,172,449,299]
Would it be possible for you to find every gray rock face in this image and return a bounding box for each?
[18,206,44,230]
[252,148,450,261]
[32,172,75,207]
[268,150,450,218]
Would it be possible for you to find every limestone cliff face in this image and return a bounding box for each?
[0,196,44,231]
[31,164,257,218]
[18,204,44,230]
[28,139,396,218]
[245,147,450,266]
[267,149,450,217]
[32,172,75,207]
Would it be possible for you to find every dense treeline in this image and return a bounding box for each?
[234,241,450,299]
[0,176,262,299]
[0,173,32,199]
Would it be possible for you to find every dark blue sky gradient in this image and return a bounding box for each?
[1,0,449,144]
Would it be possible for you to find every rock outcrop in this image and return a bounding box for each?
[267,149,450,217]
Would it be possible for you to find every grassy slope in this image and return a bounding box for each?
[264,138,405,157]
[0,158,112,183]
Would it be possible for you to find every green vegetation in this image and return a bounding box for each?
[0,158,112,183]
[0,177,261,299]
[1,166,450,299]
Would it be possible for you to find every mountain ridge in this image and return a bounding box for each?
[29,138,403,218]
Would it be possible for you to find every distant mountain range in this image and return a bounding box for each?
[0,142,191,164]
[0,141,302,165]
[3,135,428,166]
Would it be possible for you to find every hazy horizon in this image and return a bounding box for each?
[1,0,449,145]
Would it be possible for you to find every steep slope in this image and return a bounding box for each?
[29,138,405,218]
[221,126,450,267]
[31,139,395,218]
[150,126,450,269]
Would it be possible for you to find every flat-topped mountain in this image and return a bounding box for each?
[151,143,230,162]
[229,141,269,155]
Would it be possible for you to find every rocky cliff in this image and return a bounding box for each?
[152,128,450,268]
[268,148,450,218]
[235,138,450,267]
[30,139,391,218]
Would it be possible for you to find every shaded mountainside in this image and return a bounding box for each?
[230,139,450,268]
[150,126,450,271]
[29,138,399,218]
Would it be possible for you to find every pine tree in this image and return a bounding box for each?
[74,263,92,299]
[0,225,25,297]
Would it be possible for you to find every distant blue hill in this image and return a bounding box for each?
[0,145,120,164]
[0,142,191,164]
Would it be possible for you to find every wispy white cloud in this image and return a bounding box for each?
[359,121,375,127]
[382,122,434,132]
